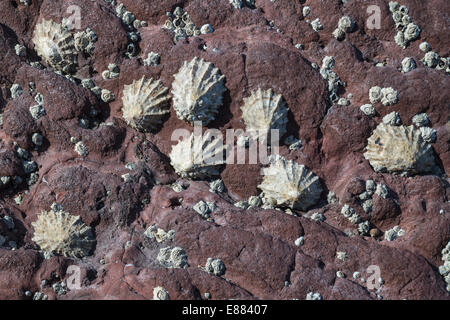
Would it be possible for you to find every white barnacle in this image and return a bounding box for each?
[200,24,214,34]
[143,52,161,66]
[32,19,77,73]
[419,42,431,53]
[240,88,289,144]
[29,105,46,120]
[333,28,345,41]
[306,292,322,300]
[15,44,27,57]
[360,104,376,117]
[310,19,323,32]
[302,6,311,17]
[382,111,402,126]
[74,141,88,157]
[338,16,355,33]
[10,84,23,99]
[171,57,227,125]
[369,86,383,104]
[380,87,398,106]
[422,51,440,68]
[403,23,420,42]
[101,89,115,103]
[401,57,416,73]
[153,287,170,300]
[169,131,226,179]
[364,123,437,175]
[121,76,171,132]
[31,208,95,259]
[258,155,322,211]
[412,113,430,127]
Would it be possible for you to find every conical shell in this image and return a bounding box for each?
[258,155,322,210]
[169,131,226,179]
[31,209,95,259]
[122,76,171,132]
[364,123,437,175]
[171,57,227,125]
[32,19,77,73]
[241,88,289,143]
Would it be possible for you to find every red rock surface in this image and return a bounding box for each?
[0,0,448,300]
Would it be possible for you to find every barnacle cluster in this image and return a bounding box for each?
[163,7,201,43]
[31,205,96,259]
[171,57,227,125]
[389,2,421,48]
[419,44,449,73]
[121,76,171,132]
[32,19,78,73]
[258,155,322,211]
[144,225,175,243]
[115,3,144,58]
[240,88,289,144]
[320,56,345,103]
[204,258,226,276]
[384,225,405,241]
[169,131,226,179]
[333,16,355,41]
[102,63,120,80]
[157,246,188,268]
[364,123,437,175]
[369,86,398,106]
[74,28,97,56]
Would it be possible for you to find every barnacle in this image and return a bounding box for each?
[338,16,355,33]
[31,207,95,259]
[258,155,322,211]
[382,111,402,126]
[240,88,289,144]
[369,86,382,104]
[74,28,97,56]
[364,123,437,175]
[171,57,227,126]
[122,76,171,132]
[380,87,398,106]
[401,57,416,73]
[360,104,376,117]
[32,19,77,73]
[169,131,226,179]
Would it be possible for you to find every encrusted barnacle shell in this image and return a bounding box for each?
[171,57,227,125]
[169,131,226,179]
[122,76,171,132]
[380,87,398,106]
[240,88,289,143]
[31,207,95,259]
[401,57,416,73]
[32,19,77,73]
[369,86,382,104]
[364,123,437,175]
[258,155,322,211]
[338,16,355,33]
